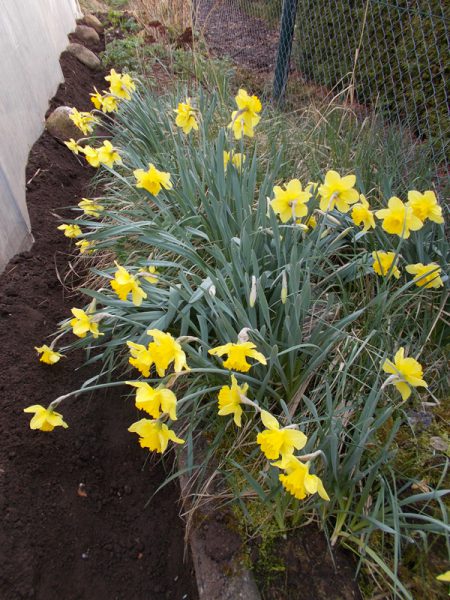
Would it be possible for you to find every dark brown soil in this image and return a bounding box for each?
[253,526,362,600]
[0,30,197,600]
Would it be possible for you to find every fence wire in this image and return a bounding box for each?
[195,0,449,174]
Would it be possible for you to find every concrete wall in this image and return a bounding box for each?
[0,0,80,272]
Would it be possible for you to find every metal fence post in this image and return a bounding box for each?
[273,0,299,104]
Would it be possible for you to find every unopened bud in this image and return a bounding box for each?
[249,275,257,308]
[281,271,288,304]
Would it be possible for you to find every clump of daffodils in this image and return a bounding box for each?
[28,82,447,522]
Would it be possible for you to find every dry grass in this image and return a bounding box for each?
[131,0,192,32]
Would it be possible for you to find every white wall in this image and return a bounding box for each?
[0,0,80,271]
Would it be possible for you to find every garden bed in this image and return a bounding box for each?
[0,30,197,600]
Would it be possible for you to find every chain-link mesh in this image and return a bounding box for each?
[194,0,449,173]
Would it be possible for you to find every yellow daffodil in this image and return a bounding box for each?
[217,375,248,427]
[105,69,136,100]
[126,381,178,420]
[64,138,82,154]
[134,163,172,196]
[128,418,184,453]
[382,347,427,401]
[70,307,101,338]
[140,266,159,284]
[273,455,330,501]
[78,198,104,217]
[35,344,63,365]
[372,251,401,279]
[375,197,423,238]
[318,170,359,213]
[406,263,444,289]
[174,98,198,134]
[305,214,317,229]
[90,88,103,109]
[69,108,97,135]
[127,341,153,377]
[270,179,312,223]
[76,239,94,254]
[407,190,444,224]
[257,410,307,460]
[147,329,189,377]
[223,151,246,171]
[351,195,376,231]
[228,88,262,139]
[24,404,68,431]
[100,94,119,113]
[209,340,266,373]
[97,140,122,168]
[110,263,147,306]
[57,223,82,238]
[437,571,450,582]
[82,145,101,168]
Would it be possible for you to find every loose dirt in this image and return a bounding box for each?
[0,30,197,600]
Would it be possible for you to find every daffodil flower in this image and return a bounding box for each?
[209,340,266,373]
[82,146,101,168]
[100,94,119,113]
[406,263,444,289]
[223,151,246,171]
[318,170,359,213]
[35,344,63,365]
[128,418,184,453]
[270,179,312,223]
[134,163,172,196]
[257,410,307,460]
[126,381,178,420]
[78,198,104,217]
[351,195,376,231]
[57,223,82,238]
[90,88,103,110]
[140,266,159,284]
[127,341,153,377]
[407,190,444,224]
[110,263,147,306]
[174,98,198,134]
[105,69,136,100]
[24,405,68,431]
[228,89,262,139]
[147,329,189,377]
[69,108,98,135]
[217,375,249,427]
[70,307,101,338]
[76,239,95,254]
[382,347,428,400]
[375,197,423,238]
[273,454,329,501]
[372,251,401,279]
[64,138,82,154]
[97,140,122,168]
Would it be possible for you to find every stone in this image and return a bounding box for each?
[74,24,100,45]
[77,13,104,34]
[45,106,80,142]
[66,43,101,71]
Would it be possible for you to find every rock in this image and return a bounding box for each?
[77,13,104,34]
[45,106,80,142]
[66,43,101,71]
[74,24,100,45]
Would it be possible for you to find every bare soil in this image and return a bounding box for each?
[0,30,197,600]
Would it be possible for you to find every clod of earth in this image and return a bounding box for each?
[66,42,101,71]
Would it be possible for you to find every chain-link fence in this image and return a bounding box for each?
[194,0,449,173]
